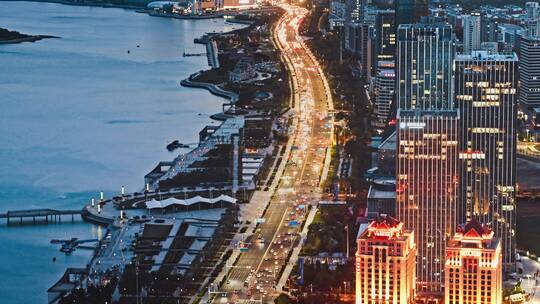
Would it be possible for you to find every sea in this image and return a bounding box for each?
[0,2,242,302]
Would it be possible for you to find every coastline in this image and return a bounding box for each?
[5,0,144,9]
[180,73,239,103]
[0,34,58,44]
[0,2,249,302]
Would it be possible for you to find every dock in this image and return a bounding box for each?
[0,208,84,225]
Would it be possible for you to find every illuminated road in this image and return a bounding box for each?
[208,4,334,304]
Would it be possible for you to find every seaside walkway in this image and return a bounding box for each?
[0,208,84,224]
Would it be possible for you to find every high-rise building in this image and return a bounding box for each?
[373,60,395,129]
[518,35,540,107]
[396,23,457,293]
[444,220,503,304]
[462,14,481,53]
[397,23,455,110]
[396,109,459,293]
[346,0,365,23]
[355,215,416,304]
[375,9,396,61]
[395,0,428,28]
[481,15,499,43]
[526,1,540,20]
[454,51,518,269]
[345,22,373,78]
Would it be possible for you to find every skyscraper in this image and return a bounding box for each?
[345,22,373,79]
[454,51,518,269]
[518,35,540,107]
[373,60,396,129]
[375,9,396,61]
[444,220,503,304]
[526,1,540,20]
[355,215,416,304]
[396,23,457,293]
[396,109,459,293]
[397,24,455,110]
[462,14,481,53]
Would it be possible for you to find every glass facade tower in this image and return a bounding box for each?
[454,51,518,269]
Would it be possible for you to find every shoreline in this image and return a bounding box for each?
[5,0,144,9]
[180,73,240,103]
[0,34,58,44]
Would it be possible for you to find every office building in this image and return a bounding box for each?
[346,0,364,23]
[396,23,457,293]
[444,220,502,304]
[481,15,499,43]
[345,22,373,78]
[526,1,540,19]
[518,35,540,107]
[375,9,396,61]
[497,23,524,47]
[373,60,395,129]
[454,51,518,269]
[355,216,416,304]
[397,23,455,110]
[396,109,459,293]
[462,14,481,53]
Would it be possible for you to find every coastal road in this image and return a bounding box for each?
[212,4,334,303]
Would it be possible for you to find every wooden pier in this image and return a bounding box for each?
[0,208,85,225]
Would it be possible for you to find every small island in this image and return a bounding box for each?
[0,28,58,44]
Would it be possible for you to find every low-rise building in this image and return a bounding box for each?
[444,220,503,304]
[356,215,416,304]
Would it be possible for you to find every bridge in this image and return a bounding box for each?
[0,208,85,225]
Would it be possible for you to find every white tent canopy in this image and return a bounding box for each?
[145,195,237,209]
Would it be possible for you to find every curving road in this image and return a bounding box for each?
[207,4,334,303]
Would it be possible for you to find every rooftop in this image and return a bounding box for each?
[362,215,405,240]
[367,186,396,200]
[455,50,518,61]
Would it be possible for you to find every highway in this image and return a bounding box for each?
[209,4,334,303]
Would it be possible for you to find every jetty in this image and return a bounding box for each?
[0,208,84,224]
[51,238,99,254]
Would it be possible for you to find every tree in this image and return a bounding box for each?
[275,293,295,304]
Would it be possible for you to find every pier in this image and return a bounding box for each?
[0,208,84,225]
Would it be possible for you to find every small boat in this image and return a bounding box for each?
[52,257,56,262]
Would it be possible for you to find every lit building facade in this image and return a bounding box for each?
[396,22,457,293]
[373,61,396,129]
[355,216,416,304]
[454,51,518,269]
[518,36,540,107]
[375,9,396,61]
[396,109,459,293]
[444,220,502,304]
[397,23,455,110]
